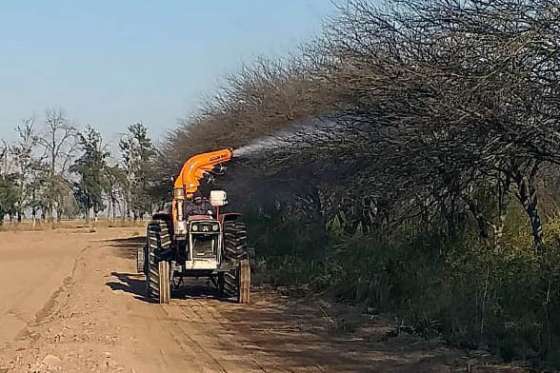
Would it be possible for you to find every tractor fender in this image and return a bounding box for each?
[219,213,242,225]
[152,212,172,221]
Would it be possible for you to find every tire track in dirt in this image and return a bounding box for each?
[30,245,91,327]
[161,305,229,372]
[0,230,98,350]
[172,301,271,372]
[189,299,270,372]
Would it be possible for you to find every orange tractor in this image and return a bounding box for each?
[137,148,250,304]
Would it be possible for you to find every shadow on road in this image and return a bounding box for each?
[107,271,238,304]
[171,279,238,303]
[212,292,458,372]
[106,271,156,303]
[104,236,145,260]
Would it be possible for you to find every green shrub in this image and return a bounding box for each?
[246,202,560,367]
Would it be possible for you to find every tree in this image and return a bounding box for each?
[0,174,17,224]
[104,164,127,220]
[318,0,560,253]
[0,142,17,224]
[70,126,109,222]
[10,118,38,222]
[37,108,77,221]
[119,123,157,220]
[26,165,48,225]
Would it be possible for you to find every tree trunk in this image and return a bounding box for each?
[50,205,56,223]
[491,174,510,251]
[465,197,489,241]
[513,166,543,255]
[126,189,131,221]
[121,199,126,221]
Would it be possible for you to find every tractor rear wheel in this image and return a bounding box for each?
[222,220,250,303]
[145,220,172,304]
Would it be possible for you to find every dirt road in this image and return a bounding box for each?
[0,227,485,372]
[0,228,125,349]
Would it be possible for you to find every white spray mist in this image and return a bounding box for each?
[232,118,336,158]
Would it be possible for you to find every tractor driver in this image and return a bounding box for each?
[184,194,213,217]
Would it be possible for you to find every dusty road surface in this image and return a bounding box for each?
[0,227,504,372]
[0,228,130,349]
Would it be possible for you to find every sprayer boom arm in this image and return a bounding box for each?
[173,148,233,198]
[170,148,233,235]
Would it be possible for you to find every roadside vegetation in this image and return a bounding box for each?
[161,0,560,368]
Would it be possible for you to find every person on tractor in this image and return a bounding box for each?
[184,194,213,217]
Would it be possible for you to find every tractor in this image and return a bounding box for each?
[137,148,250,304]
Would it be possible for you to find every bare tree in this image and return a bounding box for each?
[37,108,77,221]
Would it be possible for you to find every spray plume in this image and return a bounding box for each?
[232,118,336,158]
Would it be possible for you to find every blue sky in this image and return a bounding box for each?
[0,1,335,143]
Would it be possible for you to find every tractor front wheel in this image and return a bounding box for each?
[145,220,172,304]
[222,221,251,303]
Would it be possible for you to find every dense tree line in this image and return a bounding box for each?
[162,0,560,367]
[0,110,160,224]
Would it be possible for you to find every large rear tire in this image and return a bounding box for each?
[145,220,172,304]
[222,221,250,303]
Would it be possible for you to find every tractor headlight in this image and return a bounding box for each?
[191,224,198,232]
[212,224,219,231]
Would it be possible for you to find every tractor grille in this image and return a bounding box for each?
[191,235,218,258]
